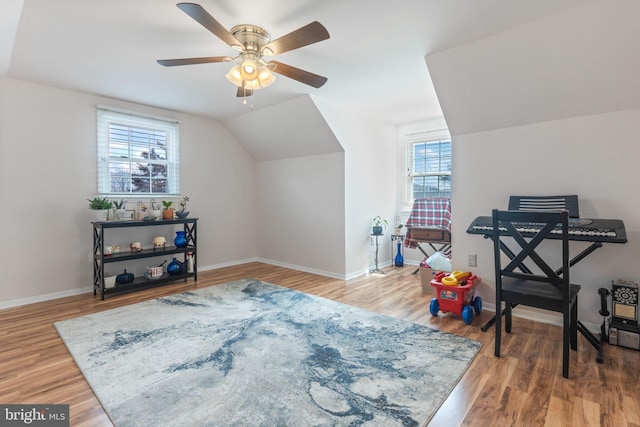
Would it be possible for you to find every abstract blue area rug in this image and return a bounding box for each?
[55,279,481,426]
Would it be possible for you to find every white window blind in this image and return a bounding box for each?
[404,129,451,203]
[97,106,180,196]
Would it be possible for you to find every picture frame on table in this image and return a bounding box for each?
[125,209,136,221]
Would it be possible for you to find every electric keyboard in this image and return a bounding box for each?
[466,216,627,243]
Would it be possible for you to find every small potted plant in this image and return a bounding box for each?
[137,201,148,220]
[393,223,405,235]
[372,216,388,235]
[161,200,174,220]
[149,199,162,220]
[112,199,127,221]
[176,196,190,219]
[88,197,113,221]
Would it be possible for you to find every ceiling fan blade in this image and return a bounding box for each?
[268,61,327,88]
[176,2,240,48]
[236,87,254,97]
[157,56,231,67]
[261,21,329,56]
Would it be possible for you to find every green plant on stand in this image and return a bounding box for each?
[372,216,388,235]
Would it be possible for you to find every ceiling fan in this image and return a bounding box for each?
[157,2,330,98]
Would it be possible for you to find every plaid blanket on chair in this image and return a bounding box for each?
[404,198,452,248]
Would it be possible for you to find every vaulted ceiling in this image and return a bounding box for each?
[427,0,640,136]
[1,0,597,126]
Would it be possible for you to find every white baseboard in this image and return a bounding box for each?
[480,302,601,335]
[198,257,259,272]
[0,286,93,311]
[256,258,347,280]
[0,260,260,311]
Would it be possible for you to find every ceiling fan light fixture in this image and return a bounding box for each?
[240,57,259,81]
[257,66,275,88]
[227,59,274,89]
[242,79,261,90]
[226,64,243,86]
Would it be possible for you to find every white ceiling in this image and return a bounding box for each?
[427,0,640,136]
[2,0,596,125]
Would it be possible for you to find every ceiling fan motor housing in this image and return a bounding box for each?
[230,25,271,55]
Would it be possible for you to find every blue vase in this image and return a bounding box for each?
[394,242,404,267]
[174,231,188,248]
[115,269,134,285]
[167,257,183,275]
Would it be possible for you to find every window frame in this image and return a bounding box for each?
[402,128,451,209]
[96,106,180,197]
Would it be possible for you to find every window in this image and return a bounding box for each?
[97,106,180,196]
[404,130,451,203]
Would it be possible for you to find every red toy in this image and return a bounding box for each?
[429,271,482,324]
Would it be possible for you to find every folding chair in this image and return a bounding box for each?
[404,198,452,273]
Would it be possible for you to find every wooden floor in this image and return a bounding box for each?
[1,262,639,426]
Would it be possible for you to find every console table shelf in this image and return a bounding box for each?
[92,218,198,300]
[97,272,197,297]
[98,246,193,263]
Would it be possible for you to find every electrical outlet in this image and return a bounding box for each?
[468,254,477,267]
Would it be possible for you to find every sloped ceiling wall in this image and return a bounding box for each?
[0,0,22,76]
[222,95,342,162]
[426,0,640,136]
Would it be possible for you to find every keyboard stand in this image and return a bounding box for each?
[467,211,627,364]
[409,240,452,275]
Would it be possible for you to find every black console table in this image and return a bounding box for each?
[92,218,198,300]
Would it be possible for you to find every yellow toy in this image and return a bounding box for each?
[441,271,472,286]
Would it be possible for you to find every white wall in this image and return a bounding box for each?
[223,96,343,162]
[251,93,401,280]
[451,109,640,327]
[425,0,640,328]
[0,77,258,307]
[313,96,397,278]
[225,95,348,278]
[0,77,400,306]
[256,152,345,278]
[427,0,640,136]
